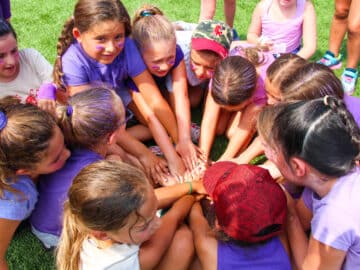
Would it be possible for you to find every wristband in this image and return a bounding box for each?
[187,181,193,195]
[37,83,57,100]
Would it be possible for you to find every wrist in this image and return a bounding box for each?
[38,83,57,100]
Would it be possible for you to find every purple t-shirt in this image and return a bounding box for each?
[218,237,291,270]
[0,176,37,221]
[302,167,360,269]
[344,95,360,127]
[30,148,103,236]
[61,38,146,106]
[127,44,184,93]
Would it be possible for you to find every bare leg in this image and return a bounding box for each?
[199,0,216,22]
[224,0,236,28]
[346,0,360,68]
[328,0,351,56]
[155,224,195,270]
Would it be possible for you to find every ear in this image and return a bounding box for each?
[108,131,118,145]
[15,168,32,176]
[90,230,110,241]
[289,157,307,177]
[72,27,82,42]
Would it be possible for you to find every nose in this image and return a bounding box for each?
[105,40,116,53]
[4,54,16,65]
[195,66,206,78]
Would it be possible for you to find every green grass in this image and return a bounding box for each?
[6,0,359,269]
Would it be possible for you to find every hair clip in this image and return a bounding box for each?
[140,10,153,17]
[66,105,73,116]
[0,111,7,131]
[323,95,330,106]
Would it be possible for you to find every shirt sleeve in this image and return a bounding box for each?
[62,46,90,86]
[311,204,355,251]
[124,39,146,78]
[0,197,33,220]
[25,48,53,83]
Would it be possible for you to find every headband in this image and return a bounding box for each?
[140,10,154,17]
[0,111,7,131]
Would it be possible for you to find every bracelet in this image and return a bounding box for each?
[187,181,193,195]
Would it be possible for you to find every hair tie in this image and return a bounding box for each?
[323,95,330,106]
[0,111,7,131]
[66,105,73,116]
[140,10,153,17]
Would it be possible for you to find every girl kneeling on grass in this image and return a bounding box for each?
[258,97,360,269]
[0,97,70,269]
[199,46,274,161]
[57,160,206,270]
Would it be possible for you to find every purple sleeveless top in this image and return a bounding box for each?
[218,237,292,270]
[261,0,305,53]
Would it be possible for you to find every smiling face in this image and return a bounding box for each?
[28,126,70,177]
[142,40,176,78]
[106,184,161,245]
[73,20,126,65]
[0,33,20,82]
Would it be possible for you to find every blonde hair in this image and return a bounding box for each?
[56,160,149,270]
[132,4,175,51]
[56,87,124,150]
[0,97,57,198]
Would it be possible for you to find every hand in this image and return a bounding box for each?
[37,99,56,116]
[258,36,274,51]
[139,151,170,186]
[175,139,199,171]
[167,155,186,183]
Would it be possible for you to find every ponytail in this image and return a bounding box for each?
[53,17,75,89]
[56,202,88,270]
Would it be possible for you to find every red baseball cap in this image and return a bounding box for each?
[203,161,287,243]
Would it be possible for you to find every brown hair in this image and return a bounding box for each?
[0,97,57,197]
[266,53,307,87]
[211,55,257,106]
[53,0,131,88]
[280,62,344,101]
[132,4,175,51]
[56,160,149,270]
[56,87,124,150]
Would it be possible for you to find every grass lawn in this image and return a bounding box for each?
[6,0,359,269]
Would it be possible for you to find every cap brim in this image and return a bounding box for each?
[191,38,228,59]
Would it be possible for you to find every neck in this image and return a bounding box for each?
[305,172,338,198]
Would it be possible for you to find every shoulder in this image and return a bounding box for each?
[0,176,37,220]
[254,0,269,15]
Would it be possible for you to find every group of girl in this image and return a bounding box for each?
[1,0,359,269]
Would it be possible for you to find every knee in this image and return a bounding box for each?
[334,4,349,20]
[348,20,360,34]
[173,225,195,257]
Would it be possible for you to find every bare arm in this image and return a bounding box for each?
[155,181,206,209]
[0,219,21,270]
[232,135,264,164]
[130,91,185,179]
[171,61,199,170]
[188,202,217,270]
[132,70,179,143]
[66,84,92,96]
[219,104,260,160]
[297,1,317,59]
[247,2,265,44]
[139,195,195,270]
[199,91,221,159]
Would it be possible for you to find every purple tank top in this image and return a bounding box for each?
[218,237,292,270]
[261,0,305,53]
